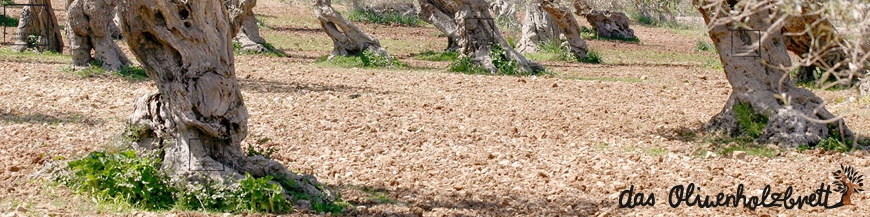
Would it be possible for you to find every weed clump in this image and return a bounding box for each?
[733,102,767,139]
[59,149,350,214]
[346,9,421,26]
[316,48,406,68]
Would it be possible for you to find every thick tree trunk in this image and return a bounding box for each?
[455,0,543,73]
[226,0,270,53]
[515,0,561,54]
[696,0,853,148]
[67,0,131,72]
[314,0,390,59]
[540,0,588,60]
[12,0,63,53]
[584,11,636,40]
[418,0,461,51]
[782,12,848,84]
[574,0,641,40]
[118,0,332,207]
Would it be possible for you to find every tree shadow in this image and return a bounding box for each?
[334,184,621,216]
[269,26,323,33]
[239,79,396,95]
[0,110,102,126]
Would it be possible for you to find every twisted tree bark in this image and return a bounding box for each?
[515,0,561,54]
[696,0,853,148]
[67,0,131,72]
[540,0,588,60]
[418,0,461,51]
[12,0,63,53]
[118,0,333,207]
[314,0,390,58]
[456,0,543,73]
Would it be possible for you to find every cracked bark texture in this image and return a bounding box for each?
[118,0,333,207]
[12,0,63,53]
[515,0,561,54]
[540,0,588,60]
[67,0,131,72]
[314,0,390,59]
[696,0,853,148]
[418,0,461,51]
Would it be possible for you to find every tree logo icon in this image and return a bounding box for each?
[832,164,864,206]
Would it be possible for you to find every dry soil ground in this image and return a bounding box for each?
[1,0,870,216]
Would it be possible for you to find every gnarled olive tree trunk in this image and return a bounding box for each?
[456,0,543,73]
[574,0,636,40]
[696,0,853,148]
[226,0,270,53]
[314,0,390,58]
[12,0,63,53]
[67,0,131,72]
[418,0,461,51]
[540,0,588,60]
[118,0,332,207]
[515,0,561,54]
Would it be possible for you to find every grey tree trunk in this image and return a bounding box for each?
[418,0,461,51]
[226,0,271,53]
[515,0,561,54]
[455,0,543,73]
[490,0,519,30]
[540,0,588,60]
[12,0,63,53]
[67,0,131,72]
[314,0,390,59]
[118,0,333,207]
[696,0,853,148]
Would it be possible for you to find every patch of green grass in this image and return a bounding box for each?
[645,147,668,156]
[527,40,602,64]
[580,49,603,64]
[733,103,768,139]
[0,47,68,63]
[60,149,349,214]
[797,124,854,152]
[0,15,17,27]
[246,145,276,159]
[448,56,488,74]
[61,150,175,210]
[345,9,422,26]
[65,60,150,81]
[450,43,544,75]
[315,49,406,69]
[415,50,459,62]
[696,40,714,52]
[718,144,779,158]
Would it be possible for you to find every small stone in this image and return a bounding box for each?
[704,152,717,159]
[15,206,26,213]
[732,151,747,160]
[552,83,559,88]
[640,75,648,80]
